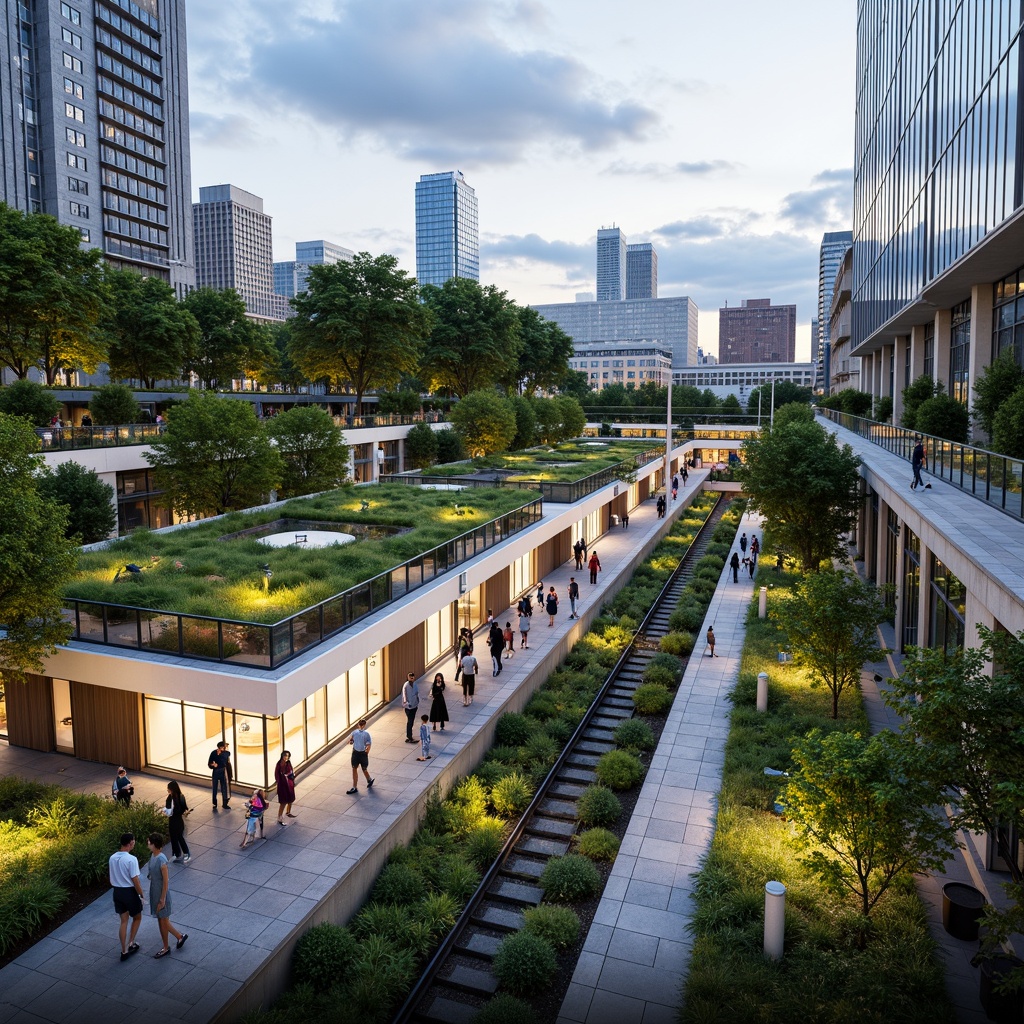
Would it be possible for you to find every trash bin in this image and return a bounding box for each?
[979,955,1024,1022]
[941,881,985,941]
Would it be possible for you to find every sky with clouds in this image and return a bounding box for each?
[185,0,856,360]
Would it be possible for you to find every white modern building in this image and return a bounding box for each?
[569,342,673,391]
[673,361,814,402]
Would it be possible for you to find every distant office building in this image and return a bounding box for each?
[274,239,355,298]
[596,227,627,301]
[719,299,796,363]
[575,291,595,303]
[414,171,478,288]
[570,342,672,391]
[531,296,699,369]
[626,243,658,299]
[829,247,858,392]
[193,184,281,322]
[673,362,814,402]
[816,231,853,388]
[0,0,194,292]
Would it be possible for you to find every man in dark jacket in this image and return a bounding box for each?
[488,621,505,676]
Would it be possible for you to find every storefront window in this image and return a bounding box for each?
[902,527,920,651]
[348,661,368,723]
[425,605,454,664]
[930,555,966,656]
[233,710,276,788]
[146,697,185,772]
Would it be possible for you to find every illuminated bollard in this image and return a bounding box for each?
[758,586,767,619]
[757,672,768,713]
[764,881,786,960]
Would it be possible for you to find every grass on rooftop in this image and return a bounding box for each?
[426,440,660,481]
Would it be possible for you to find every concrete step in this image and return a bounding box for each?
[537,798,578,819]
[550,781,588,799]
[457,930,502,959]
[490,878,543,906]
[526,816,577,839]
[472,903,524,931]
[558,767,597,784]
[422,996,477,1024]
[442,964,499,996]
[516,835,570,857]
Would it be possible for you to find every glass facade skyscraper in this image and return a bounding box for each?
[274,239,354,298]
[596,227,627,301]
[626,242,658,299]
[414,171,478,288]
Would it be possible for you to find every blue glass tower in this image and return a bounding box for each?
[414,171,479,288]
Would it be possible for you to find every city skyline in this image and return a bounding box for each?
[185,0,856,360]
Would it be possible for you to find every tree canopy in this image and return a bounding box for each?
[181,287,263,389]
[289,253,430,409]
[89,383,140,426]
[266,406,350,498]
[449,390,517,457]
[746,380,812,416]
[738,419,861,571]
[973,351,1024,437]
[38,460,116,544]
[512,306,574,395]
[0,379,60,426]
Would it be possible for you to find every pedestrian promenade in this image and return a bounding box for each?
[0,472,711,1024]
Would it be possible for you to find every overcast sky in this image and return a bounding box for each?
[186,0,856,360]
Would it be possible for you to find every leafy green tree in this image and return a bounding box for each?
[0,413,77,679]
[266,322,306,391]
[914,393,970,443]
[557,396,586,440]
[266,406,349,498]
[782,729,955,918]
[421,278,522,397]
[509,395,537,450]
[289,253,430,410]
[181,288,257,389]
[102,269,199,387]
[403,421,439,469]
[838,389,873,416]
[559,370,593,402]
[377,389,422,416]
[779,567,887,718]
[89,383,140,426]
[533,397,561,444]
[513,306,574,395]
[37,461,116,543]
[237,321,278,391]
[991,386,1024,458]
[973,351,1024,437]
[739,419,861,572]
[873,395,893,423]
[746,380,812,416]
[720,394,742,417]
[0,379,60,425]
[435,427,466,464]
[900,374,941,430]
[144,391,283,517]
[449,390,517,457]
[772,401,814,429]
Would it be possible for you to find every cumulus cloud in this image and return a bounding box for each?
[482,233,591,274]
[779,168,853,229]
[194,0,658,165]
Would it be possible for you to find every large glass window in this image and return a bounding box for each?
[923,322,935,379]
[949,300,971,404]
[425,605,454,665]
[929,555,966,656]
[902,527,920,651]
[992,267,1024,368]
[884,508,899,622]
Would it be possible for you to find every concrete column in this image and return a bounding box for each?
[934,308,952,390]
[917,540,932,651]
[874,349,885,401]
[875,497,889,589]
[964,593,995,657]
[893,524,907,648]
[857,488,870,562]
[861,352,874,400]
[968,282,995,430]
[893,335,910,405]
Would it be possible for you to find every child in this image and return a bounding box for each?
[417,714,432,761]
[503,621,515,658]
[240,789,266,848]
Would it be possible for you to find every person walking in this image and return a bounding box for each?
[567,577,580,619]
[739,533,748,555]
[682,464,688,485]
[730,551,740,583]
[621,510,629,528]
[518,610,531,649]
[706,625,718,658]
[164,781,190,863]
[274,751,297,825]
[750,535,760,564]
[208,741,232,810]
[573,539,584,570]
[747,556,755,579]
[429,673,449,731]
[672,475,679,500]
[503,621,515,658]
[488,620,505,676]
[454,628,472,681]
[536,581,545,606]
[911,437,927,490]
[347,719,374,794]
[417,715,432,761]
[588,550,602,585]
[146,833,187,958]
[240,789,267,847]
[402,673,420,741]
[109,832,144,961]
[460,650,478,705]
[656,494,666,519]
[546,585,559,626]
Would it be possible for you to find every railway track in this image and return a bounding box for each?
[393,496,729,1024]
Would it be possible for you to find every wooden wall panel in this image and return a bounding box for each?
[5,675,55,752]
[536,529,571,579]
[484,566,511,617]
[638,475,650,502]
[70,681,143,768]
[387,622,425,699]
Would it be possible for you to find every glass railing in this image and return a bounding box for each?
[63,498,543,669]
[819,408,1024,522]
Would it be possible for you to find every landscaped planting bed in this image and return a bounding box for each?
[67,485,537,622]
[680,546,953,1024]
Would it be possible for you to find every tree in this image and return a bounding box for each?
[181,288,256,389]
[557,395,586,440]
[772,401,814,429]
[420,278,522,397]
[720,394,742,417]
[513,306,574,394]
[533,396,562,444]
[746,380,812,416]
[779,567,888,718]
[37,461,116,543]
[509,395,537,450]
[992,386,1024,458]
[266,406,349,498]
[89,383,140,426]
[449,390,517,457]
[837,389,873,416]
[404,421,439,469]
[0,379,60,426]
[873,395,893,423]
[559,369,592,403]
[0,413,77,679]
[739,419,861,572]
[289,253,430,410]
[102,269,199,387]
[144,391,283,517]
[973,351,1024,437]
[914,393,970,443]
[782,729,955,919]
[435,428,466,464]
[900,374,941,429]
[377,390,422,416]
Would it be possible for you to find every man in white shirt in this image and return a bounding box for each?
[347,719,374,794]
[402,673,420,743]
[109,832,144,961]
[460,650,478,706]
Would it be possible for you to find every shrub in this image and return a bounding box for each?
[522,903,581,949]
[641,663,677,687]
[634,683,673,715]
[596,749,645,790]
[495,712,533,747]
[491,772,533,818]
[522,731,559,766]
[476,760,514,788]
[89,383,141,425]
[473,994,536,1024]
[576,785,621,827]
[434,428,466,463]
[492,930,557,995]
[539,854,602,903]
[0,379,61,426]
[915,393,970,443]
[426,855,480,902]
[292,922,357,993]
[648,651,683,675]
[614,718,655,751]
[660,631,694,657]
[576,828,621,862]
[27,797,83,841]
[371,862,424,905]
[348,934,417,1017]
[544,717,574,745]
[671,602,706,632]
[352,902,414,945]
[0,876,67,955]
[452,775,489,827]
[413,891,460,938]
[465,818,506,871]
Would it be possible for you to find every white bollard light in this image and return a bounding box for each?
[764,880,786,960]
[758,586,768,619]
[756,672,768,713]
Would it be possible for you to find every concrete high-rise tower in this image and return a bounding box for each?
[0,0,194,292]
[596,227,627,301]
[414,171,479,288]
[626,242,658,299]
[719,299,796,363]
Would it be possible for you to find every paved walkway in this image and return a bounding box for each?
[0,473,711,1024]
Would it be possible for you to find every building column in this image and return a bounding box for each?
[858,488,871,562]
[893,335,909,406]
[964,593,995,658]
[397,440,406,474]
[875,498,889,586]
[861,352,874,400]
[968,282,995,424]
[873,349,885,401]
[934,308,952,389]
[917,544,932,650]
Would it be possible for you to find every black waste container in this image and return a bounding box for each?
[979,955,1024,1022]
[942,881,985,941]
